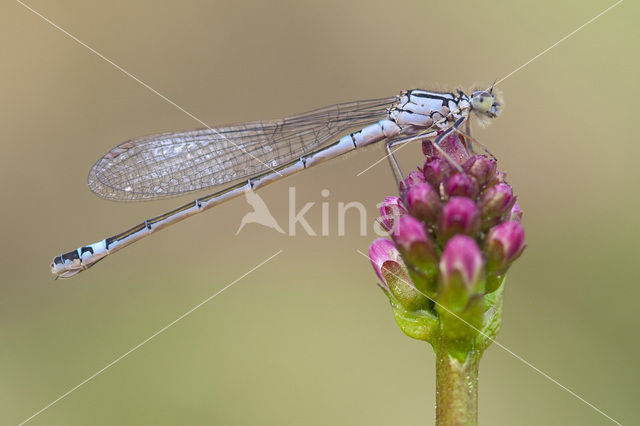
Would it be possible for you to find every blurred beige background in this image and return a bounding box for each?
[1,0,638,424]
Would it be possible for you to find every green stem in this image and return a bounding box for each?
[435,346,480,426]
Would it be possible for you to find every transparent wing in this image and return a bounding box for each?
[88,97,395,201]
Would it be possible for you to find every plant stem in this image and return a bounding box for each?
[435,346,480,425]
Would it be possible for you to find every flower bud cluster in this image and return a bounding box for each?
[370,133,525,350]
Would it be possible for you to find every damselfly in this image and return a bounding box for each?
[51,88,501,278]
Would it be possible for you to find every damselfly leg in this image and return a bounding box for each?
[464,118,475,153]
[453,127,497,161]
[385,124,467,188]
[385,132,437,186]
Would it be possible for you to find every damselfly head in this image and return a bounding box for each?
[470,90,501,120]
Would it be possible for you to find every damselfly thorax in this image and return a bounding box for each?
[51,88,501,278]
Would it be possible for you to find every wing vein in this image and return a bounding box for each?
[88,97,395,201]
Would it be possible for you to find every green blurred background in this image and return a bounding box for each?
[1,0,638,424]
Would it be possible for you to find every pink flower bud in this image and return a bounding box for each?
[423,134,470,164]
[463,155,497,186]
[439,133,471,164]
[379,196,407,232]
[445,173,479,199]
[438,197,481,243]
[392,215,430,252]
[392,215,438,274]
[369,238,403,287]
[485,221,526,273]
[509,202,523,223]
[406,183,441,224]
[423,157,453,187]
[399,171,426,193]
[480,183,515,225]
[439,235,484,293]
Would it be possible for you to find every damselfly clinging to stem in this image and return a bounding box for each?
[51,87,502,278]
